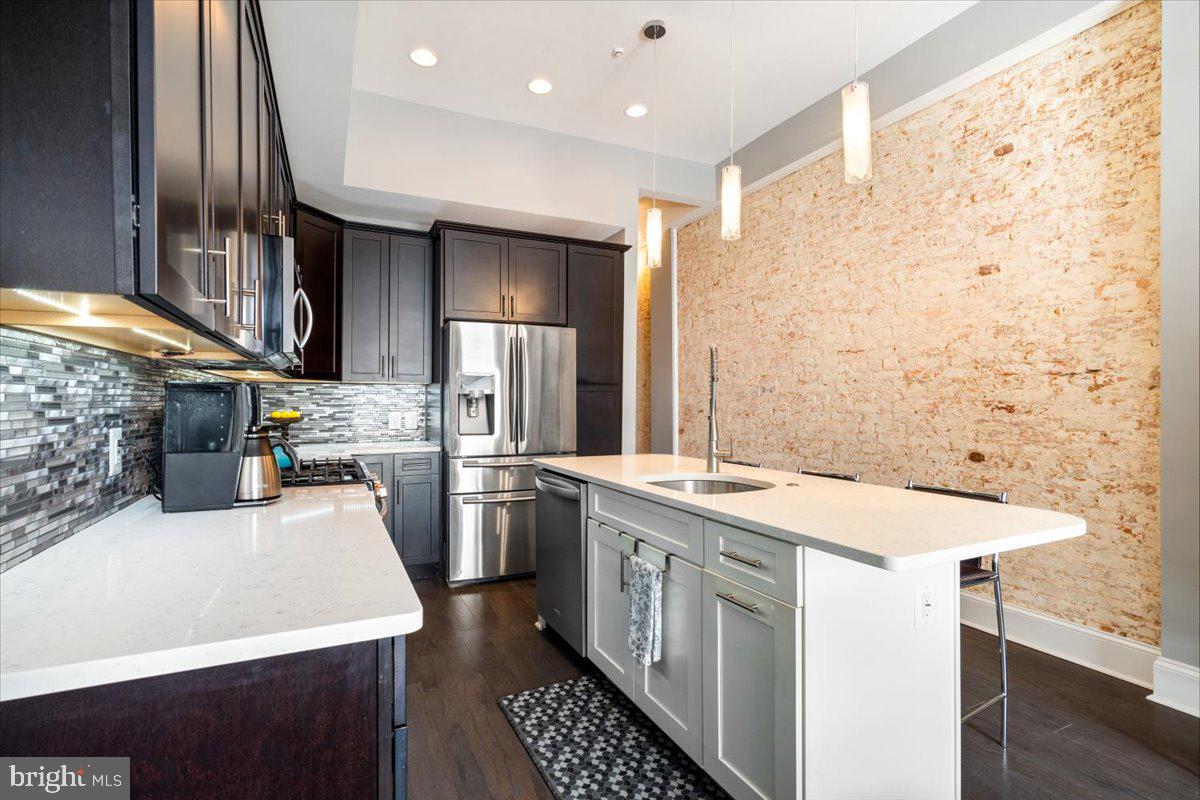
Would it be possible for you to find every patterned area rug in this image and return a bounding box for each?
[498,673,730,800]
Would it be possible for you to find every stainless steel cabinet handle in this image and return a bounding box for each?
[716,591,759,614]
[510,294,515,317]
[380,354,386,377]
[293,288,313,347]
[719,550,764,569]
[391,355,397,379]
[200,237,233,317]
[461,494,536,505]
[500,294,505,316]
[254,278,263,340]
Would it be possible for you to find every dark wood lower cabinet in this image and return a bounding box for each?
[576,383,622,456]
[0,640,407,800]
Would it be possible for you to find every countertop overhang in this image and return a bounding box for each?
[0,485,422,702]
[534,454,1086,571]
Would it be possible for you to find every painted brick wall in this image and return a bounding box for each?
[0,327,215,572]
[676,4,1161,644]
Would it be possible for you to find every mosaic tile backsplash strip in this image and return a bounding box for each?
[257,382,431,444]
[0,327,214,573]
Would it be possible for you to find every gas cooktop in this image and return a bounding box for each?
[280,457,371,488]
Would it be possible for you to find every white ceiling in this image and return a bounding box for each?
[351,0,977,164]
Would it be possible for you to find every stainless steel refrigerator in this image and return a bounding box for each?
[443,321,576,585]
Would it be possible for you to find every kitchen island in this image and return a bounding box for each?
[535,454,1086,800]
[0,484,420,799]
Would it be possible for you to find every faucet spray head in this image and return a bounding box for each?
[710,346,719,382]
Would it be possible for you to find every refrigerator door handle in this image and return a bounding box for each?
[506,334,517,443]
[518,332,528,448]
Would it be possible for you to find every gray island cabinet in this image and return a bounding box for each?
[539,453,1087,800]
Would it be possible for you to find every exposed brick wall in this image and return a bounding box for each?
[676,4,1161,644]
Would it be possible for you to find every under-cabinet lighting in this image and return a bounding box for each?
[13,288,90,317]
[131,328,192,353]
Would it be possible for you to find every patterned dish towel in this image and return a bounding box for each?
[627,554,663,666]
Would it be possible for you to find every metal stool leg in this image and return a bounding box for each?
[993,557,1008,748]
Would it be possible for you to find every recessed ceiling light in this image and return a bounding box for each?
[527,78,553,95]
[624,104,648,118]
[409,48,438,67]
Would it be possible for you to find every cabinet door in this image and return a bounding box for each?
[355,455,393,541]
[508,238,566,325]
[567,245,622,384]
[702,571,801,800]
[396,471,440,566]
[389,235,433,383]
[342,229,390,382]
[577,384,621,456]
[204,0,243,344]
[586,520,635,697]
[238,7,262,343]
[291,210,341,380]
[149,0,214,329]
[442,229,508,321]
[633,547,704,764]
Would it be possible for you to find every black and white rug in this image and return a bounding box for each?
[498,673,730,800]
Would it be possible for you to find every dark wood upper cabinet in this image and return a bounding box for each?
[509,238,567,324]
[568,244,623,385]
[291,209,341,380]
[389,234,433,383]
[342,229,390,382]
[442,229,508,321]
[342,226,433,384]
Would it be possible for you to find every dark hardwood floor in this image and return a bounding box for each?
[408,578,1200,800]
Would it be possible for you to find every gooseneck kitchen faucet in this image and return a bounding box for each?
[707,346,732,472]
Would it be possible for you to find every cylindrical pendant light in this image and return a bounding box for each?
[646,206,663,269]
[645,20,666,268]
[842,1,873,184]
[720,164,742,240]
[720,1,742,240]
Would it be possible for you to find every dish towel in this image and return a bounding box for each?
[627,554,664,666]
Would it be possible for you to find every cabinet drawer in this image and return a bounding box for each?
[395,453,439,475]
[589,487,703,563]
[704,521,802,606]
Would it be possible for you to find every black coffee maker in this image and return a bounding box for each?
[161,382,258,512]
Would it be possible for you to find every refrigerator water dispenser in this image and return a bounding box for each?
[457,373,494,434]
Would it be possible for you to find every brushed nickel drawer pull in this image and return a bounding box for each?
[716,591,759,614]
[719,550,764,569]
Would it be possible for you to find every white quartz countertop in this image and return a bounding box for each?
[0,485,423,702]
[294,440,439,458]
[534,454,1086,572]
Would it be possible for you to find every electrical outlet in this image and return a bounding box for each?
[914,584,933,629]
[108,428,122,477]
[404,410,420,430]
[388,411,405,431]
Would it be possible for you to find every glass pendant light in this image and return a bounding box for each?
[720,0,742,241]
[842,0,873,184]
[645,20,666,268]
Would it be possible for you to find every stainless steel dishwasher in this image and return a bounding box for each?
[534,469,586,656]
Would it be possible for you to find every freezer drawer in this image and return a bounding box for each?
[447,490,537,584]
[447,455,541,494]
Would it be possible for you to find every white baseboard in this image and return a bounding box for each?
[959,591,1159,689]
[1148,657,1200,717]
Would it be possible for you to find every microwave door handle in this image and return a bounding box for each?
[294,287,313,348]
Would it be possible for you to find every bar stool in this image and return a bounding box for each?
[905,480,1010,748]
[798,468,861,482]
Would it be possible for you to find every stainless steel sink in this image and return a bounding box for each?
[644,473,774,495]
